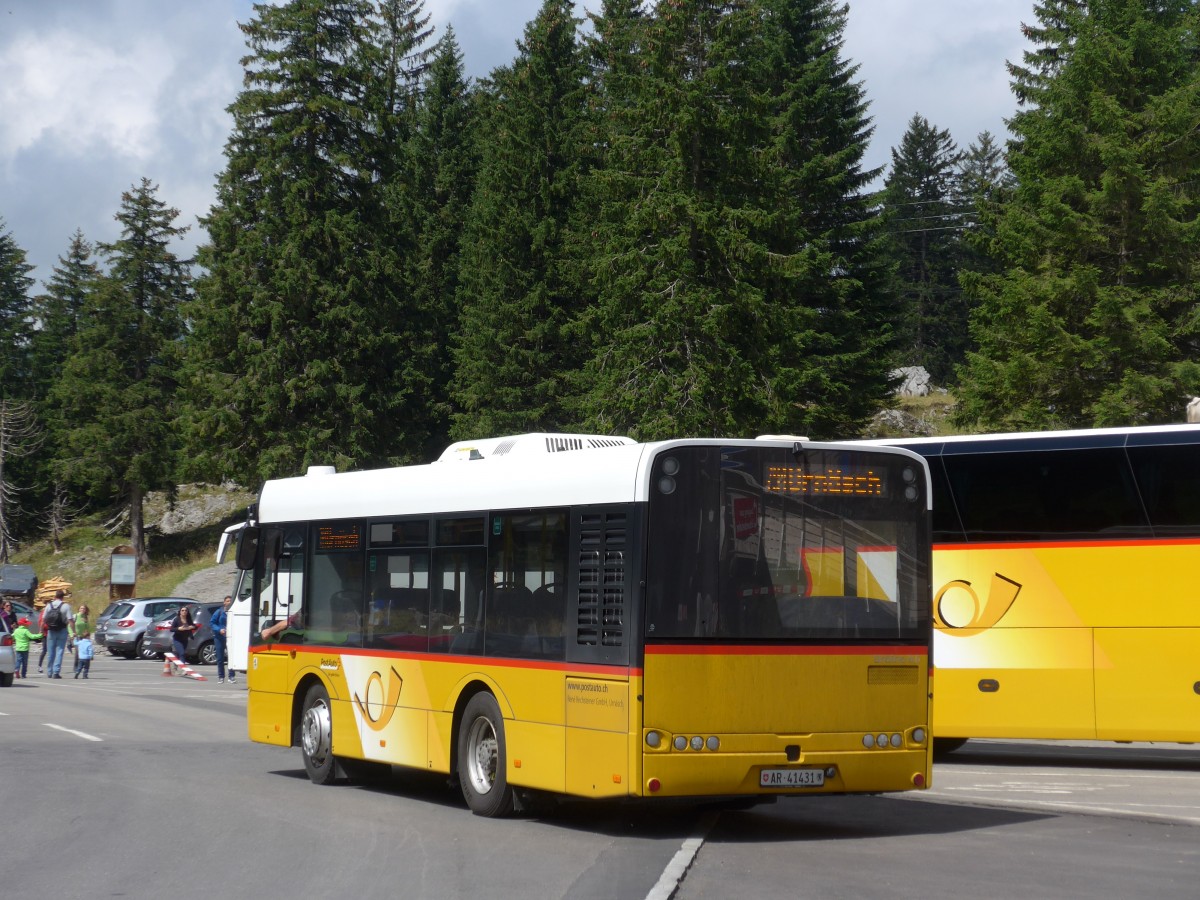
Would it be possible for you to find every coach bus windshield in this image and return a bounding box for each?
[645,445,930,641]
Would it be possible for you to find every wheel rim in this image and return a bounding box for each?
[302,697,332,769]
[465,715,498,796]
[200,643,216,665]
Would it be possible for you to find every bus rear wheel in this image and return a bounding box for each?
[300,684,337,785]
[457,692,515,817]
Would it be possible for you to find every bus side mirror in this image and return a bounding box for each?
[235,526,262,571]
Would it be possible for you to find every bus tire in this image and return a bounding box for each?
[457,692,515,817]
[300,683,338,785]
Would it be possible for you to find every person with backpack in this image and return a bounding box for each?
[42,589,73,679]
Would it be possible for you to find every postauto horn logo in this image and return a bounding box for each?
[353,666,403,731]
[934,573,1022,636]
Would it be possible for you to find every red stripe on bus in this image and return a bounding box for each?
[934,537,1200,551]
[247,643,640,676]
[644,644,926,657]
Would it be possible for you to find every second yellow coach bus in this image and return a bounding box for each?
[235,433,934,815]
[885,424,1200,749]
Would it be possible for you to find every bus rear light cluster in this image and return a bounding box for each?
[862,728,925,748]
[645,732,721,751]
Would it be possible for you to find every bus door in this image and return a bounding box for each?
[220,523,296,676]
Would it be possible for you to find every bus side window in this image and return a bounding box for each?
[435,548,486,655]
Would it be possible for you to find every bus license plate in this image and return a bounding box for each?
[760,768,824,788]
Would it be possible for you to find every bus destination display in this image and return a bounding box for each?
[316,522,363,552]
[764,464,885,497]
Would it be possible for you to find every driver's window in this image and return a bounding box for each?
[485,511,567,659]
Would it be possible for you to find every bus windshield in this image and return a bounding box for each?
[645,445,930,641]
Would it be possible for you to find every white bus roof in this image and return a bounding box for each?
[862,423,1200,450]
[257,434,930,523]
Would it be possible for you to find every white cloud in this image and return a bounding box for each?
[0,0,1033,287]
[0,31,173,167]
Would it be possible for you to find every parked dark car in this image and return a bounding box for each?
[142,601,223,665]
[0,564,37,604]
[94,597,192,659]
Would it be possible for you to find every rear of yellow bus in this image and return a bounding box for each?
[636,442,933,799]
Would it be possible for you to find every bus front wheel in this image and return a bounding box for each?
[300,684,337,785]
[457,692,515,817]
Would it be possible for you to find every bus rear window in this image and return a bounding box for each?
[645,446,930,641]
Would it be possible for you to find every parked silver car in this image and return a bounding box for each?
[94,597,192,659]
[141,602,223,665]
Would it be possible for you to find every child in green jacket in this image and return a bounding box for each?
[12,617,42,679]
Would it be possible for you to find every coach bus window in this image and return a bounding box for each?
[485,511,567,659]
[366,548,430,651]
[1127,443,1200,536]
[941,448,1149,541]
[927,457,966,543]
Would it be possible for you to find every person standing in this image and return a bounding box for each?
[210,595,234,684]
[170,605,198,664]
[12,617,42,679]
[0,599,15,632]
[37,604,49,673]
[71,604,93,677]
[73,634,94,679]
[42,589,72,679]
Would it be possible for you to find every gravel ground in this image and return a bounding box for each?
[171,561,239,602]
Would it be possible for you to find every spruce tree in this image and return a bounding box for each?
[23,231,101,540]
[29,231,99,401]
[185,0,433,483]
[957,0,1200,428]
[451,0,589,439]
[50,180,190,564]
[0,220,35,399]
[879,114,967,384]
[578,0,892,439]
[402,27,477,456]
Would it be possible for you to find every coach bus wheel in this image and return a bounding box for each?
[301,684,337,785]
[457,692,515,817]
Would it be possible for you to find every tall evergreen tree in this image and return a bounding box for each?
[29,231,99,401]
[958,130,1013,204]
[184,0,433,483]
[879,114,967,384]
[578,0,892,439]
[402,27,477,456]
[451,0,589,439]
[0,219,35,399]
[957,0,1200,428]
[21,231,101,540]
[50,180,190,564]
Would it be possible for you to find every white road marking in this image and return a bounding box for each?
[44,723,103,742]
[645,811,717,900]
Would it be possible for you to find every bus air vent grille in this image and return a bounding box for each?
[576,512,627,647]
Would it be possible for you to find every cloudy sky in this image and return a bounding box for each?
[1,0,1033,291]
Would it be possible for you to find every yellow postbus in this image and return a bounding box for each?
[235,433,934,816]
[883,424,1200,749]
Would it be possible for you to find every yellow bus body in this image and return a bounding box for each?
[932,539,1200,742]
[248,643,932,799]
